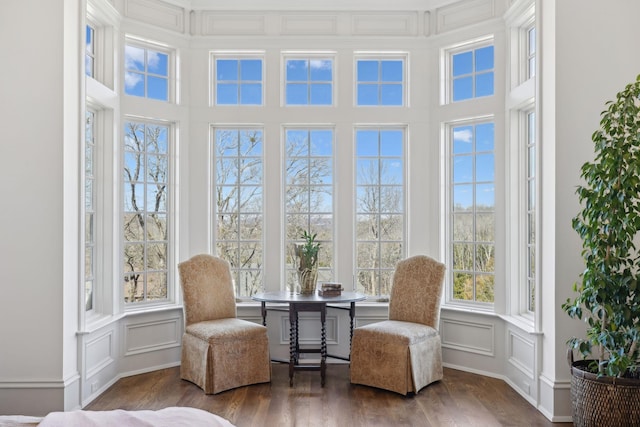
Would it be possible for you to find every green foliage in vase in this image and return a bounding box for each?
[294,231,320,271]
[562,75,640,378]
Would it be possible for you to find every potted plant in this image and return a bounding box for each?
[294,231,320,294]
[562,75,640,426]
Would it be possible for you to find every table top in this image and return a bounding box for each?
[252,290,367,304]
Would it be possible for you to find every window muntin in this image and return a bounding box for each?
[525,111,536,312]
[450,44,494,102]
[450,121,495,303]
[123,120,170,304]
[85,110,96,311]
[86,25,95,78]
[284,56,333,106]
[214,128,264,297]
[124,42,170,101]
[284,128,334,292]
[355,128,405,297]
[214,56,263,105]
[356,57,405,106]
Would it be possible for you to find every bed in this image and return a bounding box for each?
[0,407,234,427]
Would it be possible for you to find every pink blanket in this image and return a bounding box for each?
[36,407,234,427]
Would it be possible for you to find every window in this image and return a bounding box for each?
[449,42,494,102]
[123,120,171,304]
[124,41,170,101]
[214,128,264,297]
[284,55,334,105]
[85,109,97,311]
[356,56,405,106]
[527,26,536,79]
[214,55,263,105]
[86,25,95,78]
[449,121,495,303]
[355,128,405,297]
[525,111,536,311]
[284,128,334,291]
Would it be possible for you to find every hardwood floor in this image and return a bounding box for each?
[86,363,571,426]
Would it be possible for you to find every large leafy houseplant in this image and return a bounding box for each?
[563,75,640,379]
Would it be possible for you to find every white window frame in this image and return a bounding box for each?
[281,51,337,107]
[354,125,407,299]
[124,36,176,103]
[212,126,265,298]
[441,35,495,105]
[210,51,265,107]
[444,116,496,309]
[122,117,176,308]
[353,52,408,107]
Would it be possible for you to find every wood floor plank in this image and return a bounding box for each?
[85,364,571,427]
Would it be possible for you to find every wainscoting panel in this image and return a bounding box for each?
[440,317,495,356]
[197,12,267,36]
[123,316,181,356]
[281,14,339,36]
[85,331,114,379]
[352,12,418,36]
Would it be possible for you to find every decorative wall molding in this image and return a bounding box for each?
[278,314,339,346]
[85,330,115,379]
[507,330,534,379]
[352,12,419,36]
[281,14,339,35]
[123,316,181,356]
[440,317,495,356]
[435,0,495,34]
[194,12,268,36]
[125,0,186,33]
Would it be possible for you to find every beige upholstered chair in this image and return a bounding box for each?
[178,254,271,394]
[350,255,446,395]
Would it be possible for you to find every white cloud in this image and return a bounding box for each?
[453,128,473,143]
[124,71,143,90]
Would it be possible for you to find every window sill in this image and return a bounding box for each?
[498,313,540,335]
[80,304,183,335]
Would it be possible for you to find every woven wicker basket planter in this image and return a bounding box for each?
[570,359,640,427]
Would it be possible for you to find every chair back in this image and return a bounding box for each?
[178,254,237,326]
[388,255,445,328]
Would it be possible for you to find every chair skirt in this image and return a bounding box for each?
[180,318,271,394]
[350,320,443,395]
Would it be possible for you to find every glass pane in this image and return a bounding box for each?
[217,59,238,80]
[239,158,262,184]
[356,242,378,266]
[380,187,403,212]
[476,274,494,302]
[357,186,379,213]
[453,213,473,241]
[475,244,494,272]
[286,130,309,156]
[147,154,168,183]
[528,212,536,244]
[217,242,239,267]
[287,59,308,81]
[476,123,494,151]
[381,60,402,82]
[476,183,495,211]
[476,214,494,242]
[146,213,167,239]
[310,130,333,156]
[123,213,144,241]
[380,130,403,156]
[146,272,167,300]
[147,51,168,76]
[310,83,332,105]
[475,153,494,182]
[380,243,401,268]
[146,186,167,212]
[85,180,93,209]
[85,246,93,278]
[217,83,238,104]
[239,214,263,239]
[240,59,262,80]
[381,83,402,105]
[217,130,239,154]
[453,184,473,211]
[528,180,536,210]
[216,158,238,185]
[286,83,308,105]
[123,183,145,211]
[239,186,262,210]
[357,60,378,82]
[453,272,473,300]
[453,155,473,183]
[453,243,474,270]
[147,243,167,270]
[238,269,263,297]
[85,280,93,311]
[475,46,494,72]
[357,160,379,185]
[452,51,472,76]
[125,72,144,97]
[356,214,378,240]
[124,244,144,271]
[85,213,94,242]
[125,45,145,71]
[217,214,238,240]
[217,186,238,212]
[240,83,262,105]
[240,131,262,155]
[475,72,494,97]
[357,84,378,105]
[356,130,379,156]
[453,76,472,101]
[380,159,403,184]
[380,214,403,240]
[124,272,145,303]
[453,126,473,154]
[310,59,332,81]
